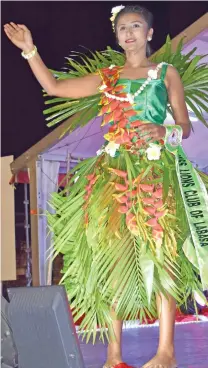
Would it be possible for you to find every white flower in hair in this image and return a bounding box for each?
[109,64,116,70]
[146,143,162,161]
[110,5,125,30]
[111,5,125,15]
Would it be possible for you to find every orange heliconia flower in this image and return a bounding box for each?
[153,188,163,198]
[118,205,129,214]
[144,207,156,216]
[146,218,158,227]
[115,183,129,192]
[155,210,166,218]
[114,195,128,204]
[140,184,154,192]
[154,200,164,209]
[142,197,155,205]
[108,168,128,178]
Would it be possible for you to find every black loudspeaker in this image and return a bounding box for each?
[7,286,85,368]
[1,296,18,368]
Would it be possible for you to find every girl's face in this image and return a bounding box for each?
[116,12,153,52]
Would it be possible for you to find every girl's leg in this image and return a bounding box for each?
[156,293,176,357]
[104,308,123,367]
[142,293,177,368]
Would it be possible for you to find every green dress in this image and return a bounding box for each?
[48,63,208,342]
[117,66,168,124]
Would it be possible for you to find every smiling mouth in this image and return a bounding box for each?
[125,39,136,43]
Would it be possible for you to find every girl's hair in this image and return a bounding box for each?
[114,5,154,57]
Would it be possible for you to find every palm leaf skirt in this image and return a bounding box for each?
[47,146,204,343]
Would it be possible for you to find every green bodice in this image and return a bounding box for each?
[116,64,169,125]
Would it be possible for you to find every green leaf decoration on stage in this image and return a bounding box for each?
[150,35,208,127]
[43,35,208,134]
[43,47,125,135]
[47,147,203,343]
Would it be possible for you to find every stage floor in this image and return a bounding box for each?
[80,322,208,368]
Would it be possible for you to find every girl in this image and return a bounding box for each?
[4,5,208,368]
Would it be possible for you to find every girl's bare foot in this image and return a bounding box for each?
[103,353,123,368]
[103,363,134,368]
[142,351,177,368]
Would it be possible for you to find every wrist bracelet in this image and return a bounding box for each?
[21,46,37,60]
[164,125,183,153]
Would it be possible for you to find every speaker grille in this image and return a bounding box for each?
[8,286,85,368]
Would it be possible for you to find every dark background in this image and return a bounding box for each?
[2,1,208,159]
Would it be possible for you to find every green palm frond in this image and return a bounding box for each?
[43,47,125,135]
[43,37,208,130]
[151,35,208,126]
[47,148,201,342]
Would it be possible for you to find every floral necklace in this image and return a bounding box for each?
[99,62,168,105]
